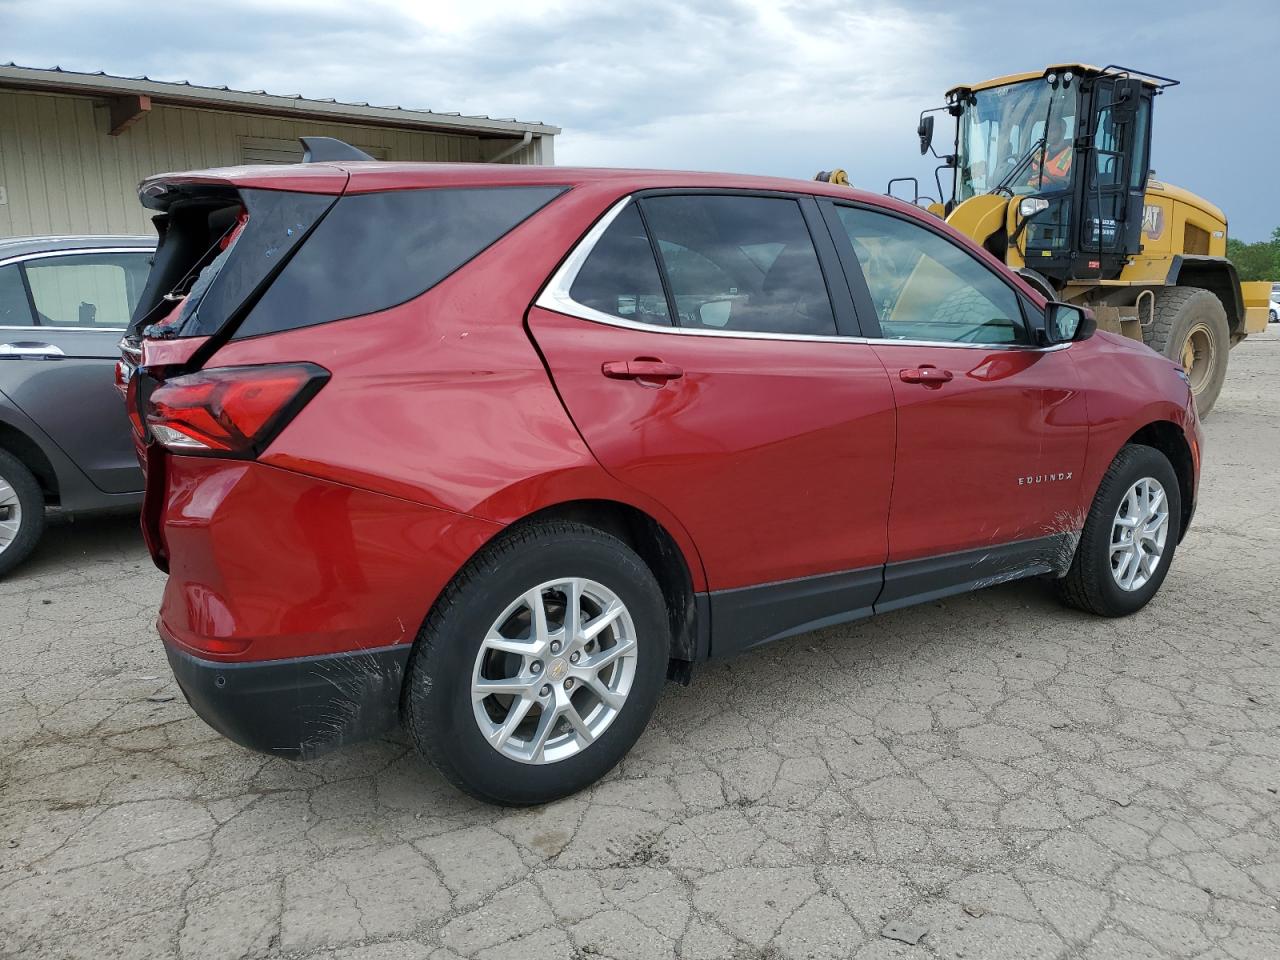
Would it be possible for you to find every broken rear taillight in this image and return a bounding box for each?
[145,363,329,457]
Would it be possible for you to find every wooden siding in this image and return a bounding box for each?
[0,88,548,237]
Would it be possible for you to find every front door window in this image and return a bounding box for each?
[833,205,1027,345]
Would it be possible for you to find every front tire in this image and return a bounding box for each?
[1057,444,1181,617]
[1144,287,1229,415]
[0,448,44,579]
[404,520,669,805]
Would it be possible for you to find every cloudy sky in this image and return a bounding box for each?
[6,0,1278,239]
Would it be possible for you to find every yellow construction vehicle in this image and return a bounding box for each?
[849,63,1268,413]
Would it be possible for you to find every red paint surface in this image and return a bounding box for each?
[527,307,896,589]
[157,456,500,661]
[871,342,1090,560]
[136,163,1198,666]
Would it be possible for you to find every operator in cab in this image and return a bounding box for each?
[1028,116,1074,188]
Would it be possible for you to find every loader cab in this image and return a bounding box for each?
[945,65,1162,284]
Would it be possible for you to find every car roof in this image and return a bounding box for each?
[0,235,155,258]
[139,161,918,215]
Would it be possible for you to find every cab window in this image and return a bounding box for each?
[834,206,1027,345]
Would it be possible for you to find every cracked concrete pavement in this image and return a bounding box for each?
[2,332,1278,960]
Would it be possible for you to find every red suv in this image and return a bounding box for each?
[123,140,1201,805]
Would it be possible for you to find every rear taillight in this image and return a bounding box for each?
[124,371,145,438]
[145,363,329,457]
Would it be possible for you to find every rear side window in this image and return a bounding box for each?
[569,205,670,326]
[641,195,836,336]
[24,253,151,327]
[236,185,566,339]
[0,264,33,326]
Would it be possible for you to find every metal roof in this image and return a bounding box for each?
[0,63,560,138]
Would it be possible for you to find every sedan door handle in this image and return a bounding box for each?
[602,359,684,383]
[899,366,952,386]
[0,341,65,359]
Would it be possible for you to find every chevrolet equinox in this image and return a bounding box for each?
[121,139,1202,805]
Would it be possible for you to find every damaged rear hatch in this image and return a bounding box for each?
[121,163,349,566]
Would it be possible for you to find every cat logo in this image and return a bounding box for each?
[1142,204,1164,240]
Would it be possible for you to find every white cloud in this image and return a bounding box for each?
[4,0,1277,237]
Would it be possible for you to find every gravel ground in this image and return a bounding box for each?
[2,331,1278,960]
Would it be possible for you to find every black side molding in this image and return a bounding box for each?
[876,533,1075,614]
[702,533,1078,661]
[709,566,882,659]
[300,137,375,163]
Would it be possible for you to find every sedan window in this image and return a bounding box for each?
[835,206,1026,345]
[0,264,34,326]
[642,195,837,336]
[23,253,151,328]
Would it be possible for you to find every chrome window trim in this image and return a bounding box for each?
[0,246,154,333]
[0,246,155,268]
[534,195,1070,353]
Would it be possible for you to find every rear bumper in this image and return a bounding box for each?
[164,638,411,759]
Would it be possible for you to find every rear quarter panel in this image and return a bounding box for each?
[203,180,708,591]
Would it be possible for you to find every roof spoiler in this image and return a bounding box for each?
[299,137,375,163]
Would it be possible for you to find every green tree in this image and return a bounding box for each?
[1226,230,1278,282]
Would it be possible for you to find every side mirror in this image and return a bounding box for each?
[697,299,733,328]
[1019,197,1049,219]
[918,115,935,156]
[1042,302,1095,344]
[1111,79,1142,123]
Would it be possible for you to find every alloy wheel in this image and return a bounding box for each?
[471,577,638,764]
[0,476,21,555]
[1110,477,1170,592]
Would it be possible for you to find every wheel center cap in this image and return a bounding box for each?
[548,659,569,682]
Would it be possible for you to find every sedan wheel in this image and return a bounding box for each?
[0,476,21,553]
[0,448,45,578]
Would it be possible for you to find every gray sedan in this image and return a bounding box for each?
[0,235,154,575]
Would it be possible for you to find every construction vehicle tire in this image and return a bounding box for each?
[1144,287,1229,416]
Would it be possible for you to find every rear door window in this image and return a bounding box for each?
[236,185,566,339]
[23,253,151,328]
[640,194,837,336]
[0,264,34,326]
[567,204,670,325]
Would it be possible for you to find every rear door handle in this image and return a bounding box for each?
[899,366,952,386]
[0,341,65,360]
[602,359,684,384]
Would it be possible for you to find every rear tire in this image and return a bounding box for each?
[1144,287,1229,415]
[403,520,669,805]
[1056,444,1181,617]
[0,448,45,579]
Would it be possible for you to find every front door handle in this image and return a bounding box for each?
[0,341,65,360]
[602,358,684,384]
[899,366,952,386]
